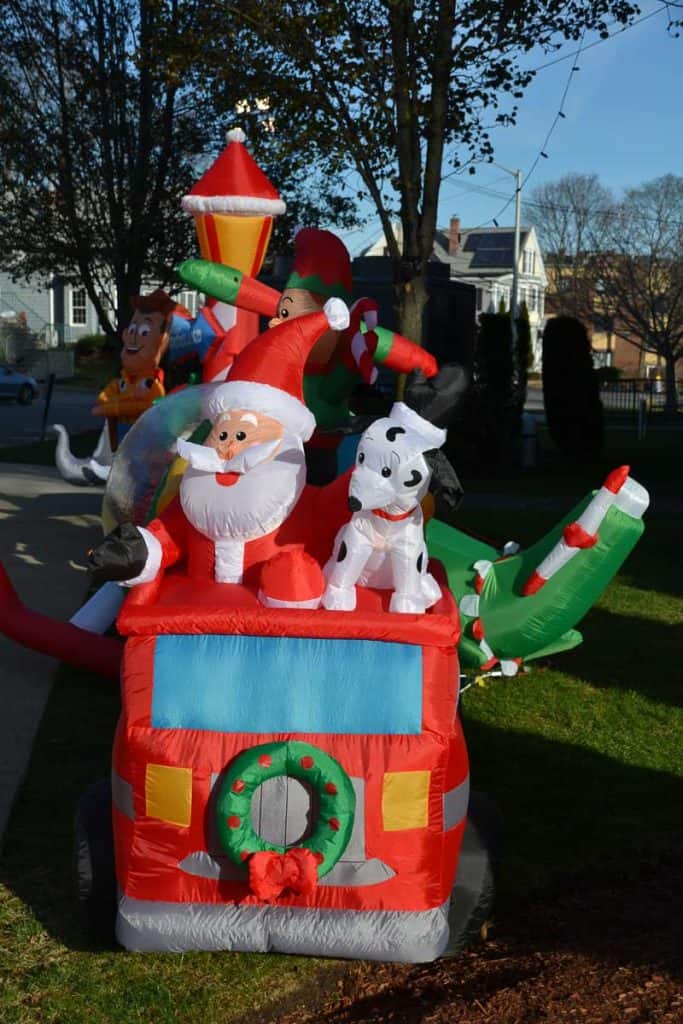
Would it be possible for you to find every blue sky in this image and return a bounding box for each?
[341,1,683,255]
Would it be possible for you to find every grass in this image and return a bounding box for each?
[0,425,681,1023]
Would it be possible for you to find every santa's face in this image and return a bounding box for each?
[178,432,306,543]
[205,409,284,465]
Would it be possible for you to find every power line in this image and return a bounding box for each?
[530,4,673,73]
[523,27,586,188]
[440,2,676,230]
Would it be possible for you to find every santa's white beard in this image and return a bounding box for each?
[179,437,306,543]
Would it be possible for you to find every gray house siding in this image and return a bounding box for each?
[0,272,102,348]
[0,272,52,340]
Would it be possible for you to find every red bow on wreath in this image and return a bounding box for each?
[248,847,319,902]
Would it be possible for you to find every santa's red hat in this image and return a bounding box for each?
[258,549,325,609]
[205,297,349,440]
[285,227,353,303]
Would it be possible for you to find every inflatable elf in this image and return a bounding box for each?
[179,227,440,481]
[92,289,175,449]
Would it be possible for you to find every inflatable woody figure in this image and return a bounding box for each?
[93,289,175,449]
[178,228,442,482]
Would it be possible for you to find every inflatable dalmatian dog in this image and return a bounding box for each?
[323,403,447,614]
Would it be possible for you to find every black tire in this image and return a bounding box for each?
[443,790,503,956]
[17,384,34,405]
[73,778,118,946]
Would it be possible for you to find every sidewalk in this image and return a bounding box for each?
[0,464,104,839]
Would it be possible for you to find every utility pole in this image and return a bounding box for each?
[491,161,523,352]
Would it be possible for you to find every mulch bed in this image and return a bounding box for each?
[270,856,682,1024]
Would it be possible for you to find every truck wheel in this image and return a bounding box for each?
[73,778,117,946]
[443,790,502,956]
[17,384,34,405]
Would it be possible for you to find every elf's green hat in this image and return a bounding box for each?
[284,227,353,304]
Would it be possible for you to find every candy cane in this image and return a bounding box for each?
[522,466,649,596]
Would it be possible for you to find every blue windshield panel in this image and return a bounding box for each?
[152,634,423,735]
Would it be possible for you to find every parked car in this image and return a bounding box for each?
[0,365,39,404]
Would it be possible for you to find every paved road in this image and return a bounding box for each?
[0,387,97,447]
[0,465,105,839]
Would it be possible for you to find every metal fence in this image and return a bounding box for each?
[599,378,682,414]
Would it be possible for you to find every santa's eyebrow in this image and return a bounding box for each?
[240,413,258,427]
[281,296,293,304]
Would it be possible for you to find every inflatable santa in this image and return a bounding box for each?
[88,298,354,595]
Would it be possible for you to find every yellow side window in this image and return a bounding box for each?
[382,771,431,831]
[145,764,192,827]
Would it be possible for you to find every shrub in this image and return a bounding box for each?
[457,313,516,467]
[74,333,107,359]
[542,316,603,463]
[595,364,622,384]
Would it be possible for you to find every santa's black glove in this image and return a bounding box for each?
[88,522,148,585]
[404,363,469,429]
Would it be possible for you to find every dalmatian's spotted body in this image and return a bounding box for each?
[323,403,447,614]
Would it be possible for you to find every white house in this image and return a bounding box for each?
[363,217,548,367]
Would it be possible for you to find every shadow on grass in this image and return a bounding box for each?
[287,853,683,1024]
[550,606,683,708]
[1,662,681,972]
[0,663,119,952]
[614,513,683,602]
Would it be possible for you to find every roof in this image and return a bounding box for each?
[439,226,531,277]
[360,223,537,279]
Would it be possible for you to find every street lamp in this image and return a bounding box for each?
[490,160,523,348]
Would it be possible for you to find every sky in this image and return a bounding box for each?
[341,0,683,256]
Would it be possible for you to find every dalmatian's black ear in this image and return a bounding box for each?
[385,425,406,442]
[423,449,465,524]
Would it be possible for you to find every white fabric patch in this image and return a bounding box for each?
[120,527,163,587]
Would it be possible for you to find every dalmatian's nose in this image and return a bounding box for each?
[348,496,362,512]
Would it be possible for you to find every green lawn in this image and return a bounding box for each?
[0,426,681,1023]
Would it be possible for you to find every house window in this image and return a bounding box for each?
[528,286,538,312]
[179,289,198,317]
[522,250,535,275]
[71,286,87,326]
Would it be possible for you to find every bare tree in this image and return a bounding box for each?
[589,175,683,413]
[0,0,211,339]
[193,1,666,345]
[528,173,614,318]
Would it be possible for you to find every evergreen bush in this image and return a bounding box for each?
[542,316,603,463]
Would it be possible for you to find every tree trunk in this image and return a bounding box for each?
[664,352,679,414]
[396,272,429,346]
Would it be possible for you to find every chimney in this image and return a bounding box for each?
[449,215,461,256]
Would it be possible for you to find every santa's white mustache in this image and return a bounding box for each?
[176,437,281,474]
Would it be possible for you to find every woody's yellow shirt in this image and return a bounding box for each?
[92,369,165,424]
